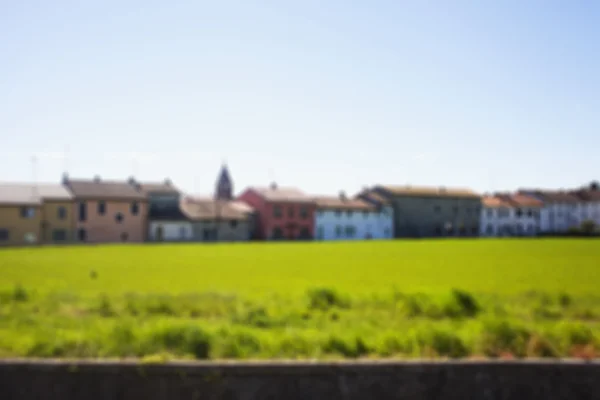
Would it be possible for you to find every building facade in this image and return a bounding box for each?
[518,190,582,233]
[238,184,316,240]
[480,194,543,237]
[0,184,42,246]
[369,185,482,238]
[37,184,76,243]
[133,178,186,242]
[314,193,393,240]
[179,197,253,241]
[64,177,148,243]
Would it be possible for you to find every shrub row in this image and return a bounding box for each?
[5,319,597,360]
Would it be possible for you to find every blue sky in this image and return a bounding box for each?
[1,0,598,196]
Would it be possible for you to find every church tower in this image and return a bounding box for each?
[215,163,233,200]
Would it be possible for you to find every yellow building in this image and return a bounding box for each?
[0,183,75,246]
[0,185,42,246]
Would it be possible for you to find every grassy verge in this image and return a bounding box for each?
[0,286,598,360]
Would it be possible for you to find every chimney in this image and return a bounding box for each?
[128,176,136,185]
[93,175,101,183]
[164,178,172,186]
[339,191,347,201]
[270,182,278,190]
[61,172,69,185]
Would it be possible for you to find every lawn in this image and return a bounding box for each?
[0,239,599,360]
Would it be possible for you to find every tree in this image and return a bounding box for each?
[590,181,599,191]
[580,220,597,236]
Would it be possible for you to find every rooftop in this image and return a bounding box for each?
[314,195,375,211]
[250,185,314,203]
[376,185,480,199]
[0,183,43,205]
[180,197,250,220]
[65,178,146,200]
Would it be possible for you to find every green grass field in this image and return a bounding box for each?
[1,239,599,360]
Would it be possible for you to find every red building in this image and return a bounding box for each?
[238,184,316,240]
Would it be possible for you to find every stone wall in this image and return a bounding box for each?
[0,359,598,400]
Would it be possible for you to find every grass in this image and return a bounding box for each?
[0,239,599,360]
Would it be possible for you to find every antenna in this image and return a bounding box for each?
[131,154,139,179]
[31,155,38,200]
[63,145,69,175]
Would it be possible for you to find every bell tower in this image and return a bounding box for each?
[215,163,233,200]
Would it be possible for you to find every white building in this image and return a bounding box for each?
[314,193,393,240]
[148,220,193,241]
[519,190,585,233]
[480,194,543,237]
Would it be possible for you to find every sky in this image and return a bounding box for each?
[1,0,598,196]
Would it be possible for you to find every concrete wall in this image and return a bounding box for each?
[372,189,482,238]
[480,206,541,237]
[315,207,393,240]
[0,360,598,400]
[74,200,147,243]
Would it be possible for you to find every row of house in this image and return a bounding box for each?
[0,165,598,246]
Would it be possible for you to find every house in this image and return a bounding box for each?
[131,178,186,242]
[314,192,393,240]
[480,194,543,237]
[0,184,42,246]
[367,185,482,238]
[518,189,581,233]
[0,183,75,246]
[63,176,147,243]
[179,197,253,241]
[237,184,316,240]
[571,183,600,228]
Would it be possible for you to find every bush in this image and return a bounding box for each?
[322,335,370,358]
[443,289,480,318]
[306,288,349,311]
[480,320,531,358]
[12,285,29,302]
[146,324,211,359]
[417,329,469,358]
[214,329,262,359]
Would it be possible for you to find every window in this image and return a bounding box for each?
[98,201,106,215]
[230,220,238,229]
[527,225,534,234]
[346,210,353,217]
[317,226,324,240]
[515,208,523,218]
[384,227,391,237]
[299,227,312,239]
[78,228,87,242]
[527,209,533,217]
[435,226,442,236]
[434,205,441,213]
[24,232,37,243]
[131,202,139,216]
[0,229,9,241]
[363,210,369,218]
[516,224,524,235]
[486,224,494,235]
[179,226,187,239]
[299,207,308,219]
[52,229,67,241]
[334,210,342,217]
[78,202,87,222]
[115,213,124,223]
[471,226,478,235]
[486,209,494,217]
[57,206,67,220]
[459,226,467,236]
[120,232,128,242]
[335,225,343,238]
[272,227,284,239]
[20,207,35,219]
[273,206,282,219]
[498,208,510,218]
[465,208,471,215]
[288,207,295,218]
[453,206,459,214]
[345,225,355,238]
